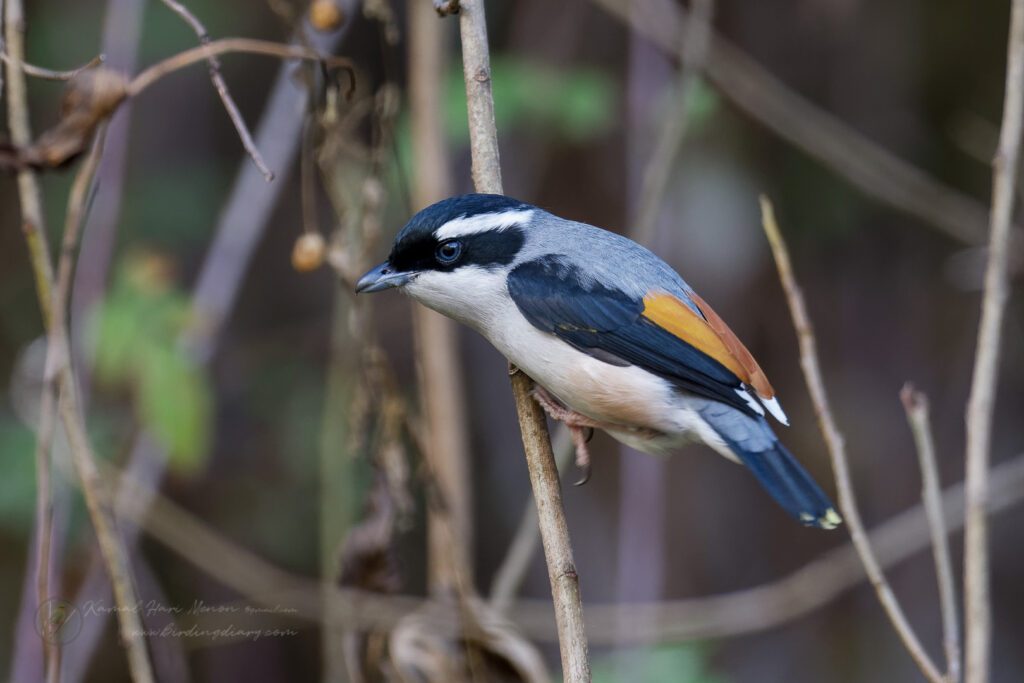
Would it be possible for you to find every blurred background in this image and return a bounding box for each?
[1,0,1022,681]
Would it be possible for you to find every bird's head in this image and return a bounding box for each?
[355,194,537,326]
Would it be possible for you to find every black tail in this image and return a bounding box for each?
[739,440,840,529]
[712,428,841,528]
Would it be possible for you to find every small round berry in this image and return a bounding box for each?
[292,232,326,272]
[309,0,344,32]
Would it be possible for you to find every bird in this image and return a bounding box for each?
[356,193,841,529]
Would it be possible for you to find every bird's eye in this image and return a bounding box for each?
[435,240,462,264]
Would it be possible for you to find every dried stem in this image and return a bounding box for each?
[595,0,997,247]
[901,384,961,683]
[408,0,473,593]
[158,0,274,180]
[964,2,1024,681]
[5,1,153,676]
[4,0,54,320]
[455,0,590,678]
[759,196,945,683]
[128,37,355,98]
[0,51,104,80]
[33,123,108,683]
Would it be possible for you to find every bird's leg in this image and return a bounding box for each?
[530,385,605,486]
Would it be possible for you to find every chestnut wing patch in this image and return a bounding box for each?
[507,256,758,416]
[643,291,775,399]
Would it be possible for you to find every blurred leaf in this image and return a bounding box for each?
[444,55,616,143]
[0,417,41,535]
[136,344,212,476]
[589,643,728,683]
[86,252,212,475]
[685,76,720,129]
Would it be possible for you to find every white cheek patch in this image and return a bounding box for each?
[404,266,510,331]
[434,209,535,240]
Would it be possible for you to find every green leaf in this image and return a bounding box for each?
[589,643,728,683]
[87,289,141,386]
[444,55,616,143]
[136,342,212,475]
[0,417,42,536]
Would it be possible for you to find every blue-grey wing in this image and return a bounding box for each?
[506,255,756,416]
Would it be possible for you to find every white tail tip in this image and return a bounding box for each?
[760,395,789,425]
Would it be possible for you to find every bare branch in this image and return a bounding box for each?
[964,2,1024,681]
[759,196,945,683]
[408,0,473,593]
[0,51,104,80]
[5,2,154,677]
[454,0,591,678]
[631,0,713,246]
[98,440,1024,646]
[901,384,961,683]
[3,0,55,320]
[158,0,274,181]
[128,37,355,98]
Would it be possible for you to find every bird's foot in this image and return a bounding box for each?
[530,385,607,485]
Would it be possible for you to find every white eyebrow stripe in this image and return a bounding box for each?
[434,209,535,239]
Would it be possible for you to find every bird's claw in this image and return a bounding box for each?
[570,425,592,486]
[573,461,591,486]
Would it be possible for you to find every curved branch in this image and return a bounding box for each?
[128,37,355,98]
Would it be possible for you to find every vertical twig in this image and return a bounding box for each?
[3,0,54,319]
[34,124,108,683]
[408,0,473,593]
[453,0,590,679]
[631,0,713,247]
[759,196,945,683]
[5,1,154,676]
[964,2,1024,682]
[901,385,961,683]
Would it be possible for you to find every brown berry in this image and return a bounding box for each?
[309,0,344,32]
[292,232,326,272]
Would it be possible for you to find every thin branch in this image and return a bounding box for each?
[518,453,1024,645]
[54,128,157,683]
[5,2,154,677]
[32,123,108,683]
[4,0,55,321]
[964,2,1024,681]
[96,440,1024,645]
[158,0,274,181]
[127,37,355,98]
[901,384,961,683]
[408,0,473,593]
[455,0,590,678]
[631,0,713,247]
[5,1,60,679]
[0,51,104,80]
[594,0,999,247]
[759,196,946,683]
